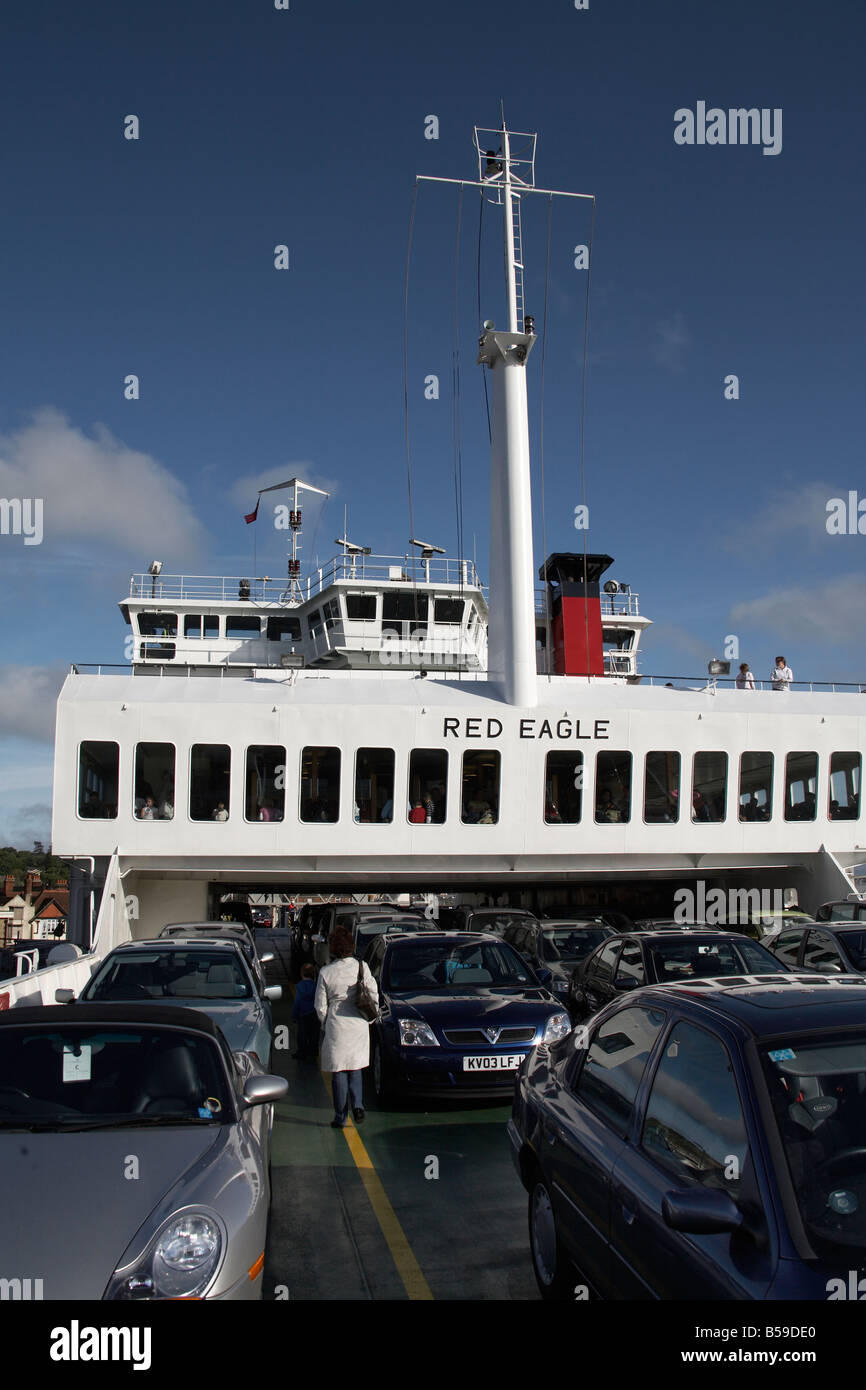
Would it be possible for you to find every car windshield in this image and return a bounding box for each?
[647,938,781,982]
[837,934,866,970]
[541,927,612,962]
[761,1034,866,1259]
[0,1024,231,1128]
[385,940,533,991]
[86,949,252,1001]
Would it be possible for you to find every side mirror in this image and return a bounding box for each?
[536,967,553,985]
[55,988,75,1003]
[243,1074,289,1107]
[264,985,282,1001]
[662,1188,743,1235]
[259,952,275,965]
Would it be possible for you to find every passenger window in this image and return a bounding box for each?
[408,749,447,824]
[591,940,622,985]
[829,752,861,820]
[595,751,631,824]
[245,745,286,822]
[355,748,395,823]
[642,1022,748,1197]
[739,751,773,822]
[644,751,680,823]
[190,744,231,822]
[461,750,500,825]
[300,746,340,822]
[773,931,804,967]
[785,751,817,821]
[615,940,645,989]
[575,1007,666,1139]
[802,931,844,974]
[544,751,582,824]
[134,742,175,820]
[692,751,727,822]
[78,741,119,820]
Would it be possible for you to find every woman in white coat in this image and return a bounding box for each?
[314,924,379,1127]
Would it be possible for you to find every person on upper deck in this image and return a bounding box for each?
[735,663,755,690]
[772,656,794,691]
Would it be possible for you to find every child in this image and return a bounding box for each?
[291,964,320,1059]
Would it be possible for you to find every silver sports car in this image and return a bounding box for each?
[0,1003,287,1299]
[70,939,280,1066]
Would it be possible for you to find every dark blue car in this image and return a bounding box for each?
[509,973,866,1298]
[363,932,570,1103]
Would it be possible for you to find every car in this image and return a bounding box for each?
[748,908,815,944]
[454,906,540,937]
[0,1003,287,1299]
[364,931,570,1104]
[508,973,866,1299]
[814,899,866,924]
[68,939,281,1066]
[159,922,273,992]
[568,929,789,1021]
[500,919,620,1004]
[310,904,430,967]
[541,908,634,932]
[766,922,866,976]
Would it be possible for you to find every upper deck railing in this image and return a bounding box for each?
[533,589,641,618]
[68,663,866,693]
[129,555,482,605]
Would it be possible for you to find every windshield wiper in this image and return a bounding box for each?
[0,1114,215,1132]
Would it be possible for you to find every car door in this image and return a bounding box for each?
[612,938,646,995]
[543,1004,667,1295]
[609,1017,776,1299]
[581,939,623,1015]
[801,929,846,974]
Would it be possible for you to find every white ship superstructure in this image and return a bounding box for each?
[4,121,863,1007]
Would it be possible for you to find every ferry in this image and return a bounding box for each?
[3,122,864,1007]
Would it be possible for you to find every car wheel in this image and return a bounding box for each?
[529,1173,575,1301]
[371,1037,395,1106]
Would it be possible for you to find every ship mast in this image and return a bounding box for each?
[419,123,593,707]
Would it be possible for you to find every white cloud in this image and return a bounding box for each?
[0,666,65,742]
[0,407,206,561]
[729,575,866,646]
[722,480,838,555]
[650,311,690,373]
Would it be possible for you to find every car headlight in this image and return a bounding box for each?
[541,1012,571,1044]
[106,1211,224,1300]
[398,1017,439,1047]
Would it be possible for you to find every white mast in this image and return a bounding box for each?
[417,123,593,707]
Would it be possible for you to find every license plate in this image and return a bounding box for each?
[462,1054,527,1072]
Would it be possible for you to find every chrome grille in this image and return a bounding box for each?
[443,1026,536,1046]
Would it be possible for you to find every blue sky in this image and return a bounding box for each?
[1,0,864,849]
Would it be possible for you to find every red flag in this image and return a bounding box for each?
[244,498,260,524]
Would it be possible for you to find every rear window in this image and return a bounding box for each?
[86,950,251,1001]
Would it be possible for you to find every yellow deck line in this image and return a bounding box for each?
[320,1069,434,1300]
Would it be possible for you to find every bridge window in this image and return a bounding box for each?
[829,752,861,820]
[78,741,119,820]
[266,615,301,641]
[190,744,231,821]
[135,743,175,820]
[226,615,261,640]
[595,751,631,823]
[355,748,395,823]
[739,752,773,822]
[545,752,582,823]
[300,747,340,822]
[434,598,464,624]
[139,642,176,660]
[644,751,680,823]
[785,751,817,821]
[184,615,219,639]
[408,749,447,823]
[137,612,178,637]
[692,752,727,822]
[461,750,500,824]
[346,594,377,621]
[245,746,286,822]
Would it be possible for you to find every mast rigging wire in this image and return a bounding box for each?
[476,188,492,445]
[403,180,421,628]
[538,193,554,678]
[579,197,597,680]
[452,184,465,594]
